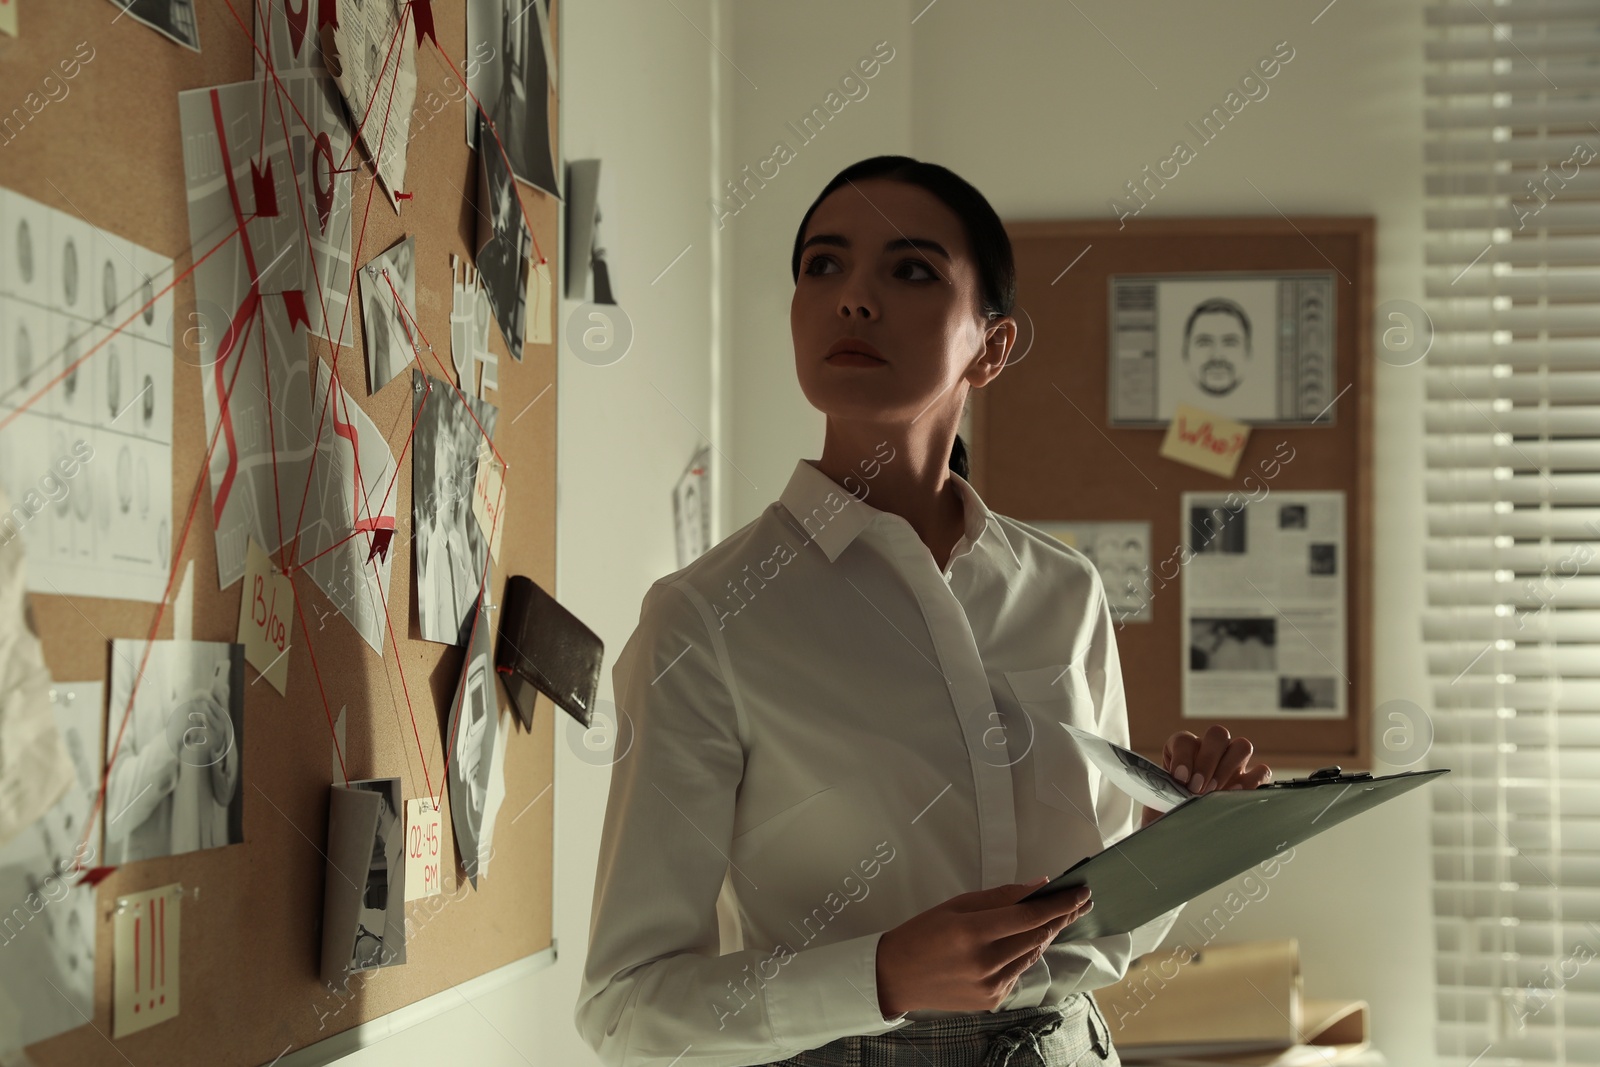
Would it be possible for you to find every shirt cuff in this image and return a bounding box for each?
[766,929,909,1048]
[999,955,1052,1010]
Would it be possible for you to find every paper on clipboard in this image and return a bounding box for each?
[1060,722,1191,814]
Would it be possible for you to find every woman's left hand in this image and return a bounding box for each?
[1139,725,1273,828]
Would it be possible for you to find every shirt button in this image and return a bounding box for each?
[943,570,953,582]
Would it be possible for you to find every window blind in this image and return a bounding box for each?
[1425,3,1600,1064]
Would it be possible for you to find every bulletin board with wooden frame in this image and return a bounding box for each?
[4,2,561,1065]
[969,217,1374,772]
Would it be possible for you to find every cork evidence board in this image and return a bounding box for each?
[1,1,560,1063]
[970,217,1373,771]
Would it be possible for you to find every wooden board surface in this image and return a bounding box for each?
[972,216,1373,771]
[3,2,559,1063]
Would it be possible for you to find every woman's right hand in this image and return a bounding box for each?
[874,879,1093,1016]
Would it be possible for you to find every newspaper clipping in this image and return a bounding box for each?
[1181,490,1346,719]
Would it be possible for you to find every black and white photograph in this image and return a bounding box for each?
[349,777,406,971]
[1278,503,1307,529]
[359,236,418,395]
[1279,676,1338,711]
[1112,743,1189,805]
[1188,617,1277,673]
[106,0,201,53]
[447,594,498,888]
[474,111,532,359]
[0,683,101,1050]
[319,777,406,983]
[413,368,500,645]
[1309,542,1338,575]
[1189,502,1247,555]
[103,640,245,864]
[1060,722,1191,815]
[467,0,561,198]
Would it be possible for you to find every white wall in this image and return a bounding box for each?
[724,2,916,520]
[336,1,1438,1062]
[726,1,1436,1064]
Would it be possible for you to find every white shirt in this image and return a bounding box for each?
[574,456,1183,1067]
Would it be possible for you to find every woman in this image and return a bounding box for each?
[575,156,1273,1067]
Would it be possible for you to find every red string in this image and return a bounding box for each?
[0,215,249,435]
[285,3,415,577]
[86,0,424,858]
[77,305,261,871]
[381,271,507,471]
[55,0,552,865]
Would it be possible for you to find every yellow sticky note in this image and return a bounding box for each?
[471,444,506,563]
[0,0,16,38]
[237,538,293,695]
[113,883,181,1038]
[1158,403,1251,478]
[405,797,443,900]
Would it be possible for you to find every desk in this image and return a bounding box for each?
[1131,1053,1384,1067]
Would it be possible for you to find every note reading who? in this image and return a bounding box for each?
[1158,402,1251,479]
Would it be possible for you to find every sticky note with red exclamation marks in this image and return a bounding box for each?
[113,883,182,1037]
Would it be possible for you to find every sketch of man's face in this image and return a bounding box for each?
[1183,307,1250,396]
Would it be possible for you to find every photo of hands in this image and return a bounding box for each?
[103,640,245,864]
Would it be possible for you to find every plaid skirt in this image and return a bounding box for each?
[766,992,1118,1067]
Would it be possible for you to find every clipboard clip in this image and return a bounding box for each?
[1263,765,1373,789]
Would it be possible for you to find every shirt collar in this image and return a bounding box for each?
[777,458,1023,570]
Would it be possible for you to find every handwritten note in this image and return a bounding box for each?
[113,883,181,1038]
[1159,402,1251,478]
[237,538,293,695]
[405,797,443,900]
[471,443,506,563]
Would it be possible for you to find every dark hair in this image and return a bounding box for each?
[790,155,1015,483]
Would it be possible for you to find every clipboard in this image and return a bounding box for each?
[1026,766,1449,943]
